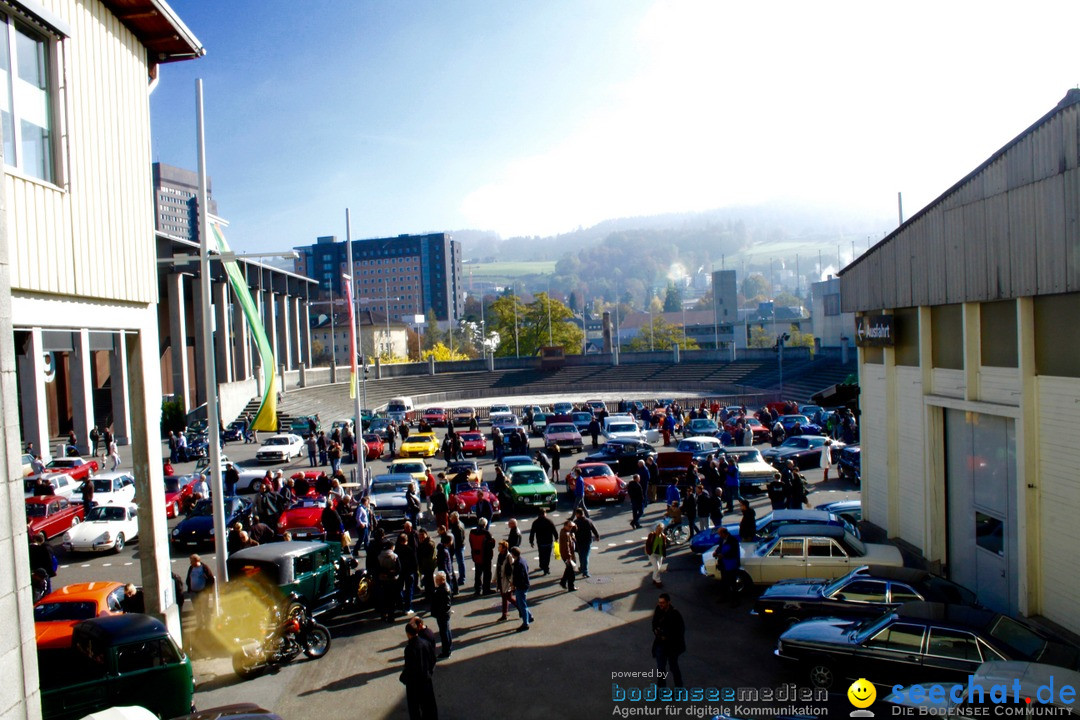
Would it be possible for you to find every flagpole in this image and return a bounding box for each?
[345,209,367,493]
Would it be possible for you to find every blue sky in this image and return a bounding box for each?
[152,1,1080,254]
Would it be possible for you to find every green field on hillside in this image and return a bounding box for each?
[462,261,555,277]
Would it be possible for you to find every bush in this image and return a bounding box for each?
[161,397,186,437]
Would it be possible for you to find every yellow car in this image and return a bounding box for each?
[388,460,434,498]
[398,432,439,458]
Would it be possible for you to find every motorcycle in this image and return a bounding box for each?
[232,597,332,679]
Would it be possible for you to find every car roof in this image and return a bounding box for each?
[75,613,170,645]
[37,581,125,604]
[769,509,835,522]
[229,540,332,562]
[774,523,846,538]
[26,495,70,505]
[682,436,720,443]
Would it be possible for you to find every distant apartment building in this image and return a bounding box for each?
[809,276,855,348]
[295,233,463,324]
[152,162,217,242]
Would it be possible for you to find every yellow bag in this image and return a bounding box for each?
[554,543,561,560]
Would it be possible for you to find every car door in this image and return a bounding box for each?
[825,578,889,618]
[921,627,985,682]
[857,621,927,687]
[809,537,851,579]
[759,537,806,583]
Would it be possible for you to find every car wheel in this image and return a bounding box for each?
[113,533,125,553]
[733,570,752,595]
[807,660,837,690]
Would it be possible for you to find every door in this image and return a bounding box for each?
[760,537,806,583]
[859,621,926,687]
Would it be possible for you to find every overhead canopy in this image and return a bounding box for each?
[811,383,860,409]
[101,0,205,63]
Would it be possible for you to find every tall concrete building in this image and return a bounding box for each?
[152,162,217,242]
[294,233,463,324]
[710,269,738,350]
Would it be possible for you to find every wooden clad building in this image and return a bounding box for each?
[840,90,1080,639]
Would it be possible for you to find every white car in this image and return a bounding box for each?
[255,434,304,463]
[62,503,139,553]
[602,419,646,443]
[721,446,782,489]
[90,471,136,507]
[22,472,81,501]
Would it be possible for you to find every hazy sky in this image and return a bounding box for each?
[151,1,1080,254]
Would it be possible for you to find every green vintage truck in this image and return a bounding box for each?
[39,614,193,720]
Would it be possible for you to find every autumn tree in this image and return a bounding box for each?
[626,317,700,351]
[489,292,582,356]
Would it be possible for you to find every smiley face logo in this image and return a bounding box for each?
[847,678,876,708]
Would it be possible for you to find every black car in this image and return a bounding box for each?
[761,436,843,471]
[584,439,656,475]
[754,565,977,625]
[170,496,253,549]
[837,444,860,485]
[776,601,1080,691]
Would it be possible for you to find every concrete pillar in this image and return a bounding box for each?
[962,302,980,402]
[69,329,95,454]
[125,328,181,641]
[167,273,190,412]
[110,332,131,445]
[265,290,278,370]
[291,295,303,370]
[1016,298,1040,616]
[301,296,312,367]
[18,328,50,461]
[232,295,251,380]
[214,280,233,383]
[192,277,208,407]
[276,293,292,370]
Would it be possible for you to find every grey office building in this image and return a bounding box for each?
[152,162,217,242]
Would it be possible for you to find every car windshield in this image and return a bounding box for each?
[87,506,126,522]
[363,434,380,442]
[854,612,896,642]
[678,441,705,452]
[512,471,547,486]
[47,460,76,468]
[447,463,476,473]
[187,500,214,517]
[372,482,412,494]
[34,601,97,622]
[547,424,575,433]
[461,433,482,441]
[490,406,510,414]
[425,409,443,415]
[388,403,407,411]
[988,615,1047,659]
[728,450,763,463]
[24,503,47,517]
[265,437,290,446]
[608,424,636,433]
[785,415,810,425]
[746,418,762,427]
[578,465,612,477]
[164,477,183,493]
[822,566,868,596]
[92,479,116,492]
[571,413,592,422]
[844,532,867,555]
[393,463,424,473]
[781,438,812,449]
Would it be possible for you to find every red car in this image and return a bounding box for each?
[565,463,627,504]
[422,407,447,427]
[163,475,198,518]
[363,433,385,460]
[25,496,84,539]
[459,431,487,457]
[448,481,501,519]
[276,498,328,540]
[724,416,771,444]
[34,457,99,483]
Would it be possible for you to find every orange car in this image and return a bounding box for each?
[34,581,127,649]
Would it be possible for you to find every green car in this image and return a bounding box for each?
[505,464,558,511]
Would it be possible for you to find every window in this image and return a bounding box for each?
[0,14,55,182]
[926,628,981,661]
[888,584,923,604]
[768,538,803,558]
[807,538,833,557]
[865,623,925,653]
[116,639,181,674]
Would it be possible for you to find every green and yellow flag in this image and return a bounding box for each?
[211,223,277,431]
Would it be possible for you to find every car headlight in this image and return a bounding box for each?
[209,528,215,536]
[102,531,112,542]
[586,484,596,492]
[172,528,180,536]
[62,532,71,542]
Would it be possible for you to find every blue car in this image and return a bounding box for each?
[689,509,859,555]
[170,496,253,549]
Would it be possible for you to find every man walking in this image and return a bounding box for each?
[644,523,668,588]
[627,474,644,529]
[510,546,533,632]
[400,618,438,719]
[713,527,742,606]
[651,593,685,688]
[636,459,651,507]
[186,554,215,630]
[573,508,600,578]
[558,520,577,592]
[430,571,453,658]
[529,509,558,575]
[468,518,495,595]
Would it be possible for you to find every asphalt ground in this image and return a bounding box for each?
[42,400,865,719]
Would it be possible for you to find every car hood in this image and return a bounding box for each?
[67,521,116,541]
[690,527,720,554]
[759,580,830,602]
[737,460,779,478]
[512,483,557,496]
[176,515,215,535]
[280,507,323,525]
[36,620,80,649]
[780,616,860,646]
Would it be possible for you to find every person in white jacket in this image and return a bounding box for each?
[820,438,833,482]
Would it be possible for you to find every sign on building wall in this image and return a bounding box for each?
[855,314,895,347]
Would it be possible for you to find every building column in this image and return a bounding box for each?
[232,292,251,380]
[191,277,208,407]
[301,294,312,367]
[17,328,49,461]
[167,273,190,412]
[264,289,278,369]
[919,307,947,563]
[962,302,981,402]
[69,329,95,454]
[214,280,233,383]
[109,332,131,445]
[125,327,181,640]
[1016,298,1039,617]
[276,293,292,370]
[291,295,303,368]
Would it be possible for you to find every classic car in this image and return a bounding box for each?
[884,662,1080,716]
[570,411,594,433]
[459,431,487,457]
[39,614,193,720]
[25,496,84,539]
[753,565,978,626]
[551,402,574,415]
[288,415,322,438]
[566,462,626,503]
[362,433,385,460]
[22,472,81,501]
[724,416,771,444]
[368,473,414,527]
[654,450,694,485]
[34,581,127,649]
[690,509,858,555]
[761,436,844,470]
[722,446,782,489]
[21,452,34,476]
[398,432,440,458]
[35,457,99,482]
[585,399,607,415]
[445,460,483,485]
[255,434,305,463]
[226,540,346,617]
[448,481,502,519]
[776,602,1080,691]
[222,420,248,442]
[330,418,354,434]
[814,498,862,524]
[584,439,657,475]
[368,417,391,436]
[837,444,861,485]
[421,407,447,427]
[276,497,331,540]
[89,471,136,507]
[602,418,646,443]
[451,406,476,425]
[682,417,719,438]
[163,474,199,518]
[543,422,584,453]
[63,504,140,553]
[504,465,558,511]
[530,412,551,437]
[498,454,537,472]
[489,413,519,436]
[779,414,812,435]
[705,524,904,590]
[170,496,253,549]
[488,403,512,416]
[387,460,434,498]
[676,436,723,464]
